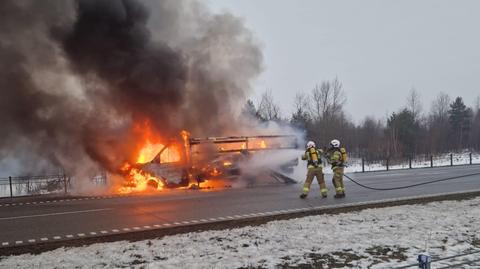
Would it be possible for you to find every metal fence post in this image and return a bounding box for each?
[409,156,412,169]
[417,254,432,269]
[430,155,433,168]
[362,158,365,173]
[9,176,13,198]
[386,157,389,171]
[470,152,473,165]
[64,174,67,195]
[450,153,453,166]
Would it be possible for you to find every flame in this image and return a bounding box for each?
[136,141,163,164]
[118,163,165,193]
[260,140,267,149]
[118,120,182,193]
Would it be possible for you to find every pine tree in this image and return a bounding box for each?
[448,97,473,149]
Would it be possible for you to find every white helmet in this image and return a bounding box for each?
[306,141,315,148]
[330,139,340,148]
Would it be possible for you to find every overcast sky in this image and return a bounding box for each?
[207,0,480,123]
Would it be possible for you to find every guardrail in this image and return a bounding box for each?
[354,152,479,173]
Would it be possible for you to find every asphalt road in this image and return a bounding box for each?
[0,165,479,250]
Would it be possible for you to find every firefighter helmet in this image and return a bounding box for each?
[330,139,340,148]
[306,141,316,149]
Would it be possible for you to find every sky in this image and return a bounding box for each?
[207,0,480,123]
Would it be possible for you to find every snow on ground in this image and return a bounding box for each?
[344,152,480,173]
[2,197,480,268]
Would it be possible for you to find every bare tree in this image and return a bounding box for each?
[430,92,451,121]
[475,95,480,113]
[309,77,346,121]
[406,88,422,120]
[257,90,280,121]
[330,77,346,117]
[293,92,309,113]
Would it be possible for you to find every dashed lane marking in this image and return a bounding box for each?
[2,242,9,246]
[112,229,120,233]
[0,208,113,221]
[41,238,48,241]
[100,230,108,234]
[77,233,85,237]
[0,194,134,208]
[28,239,36,243]
[53,236,61,240]
[90,232,97,235]
[66,235,73,238]
[15,241,23,245]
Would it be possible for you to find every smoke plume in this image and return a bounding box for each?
[0,0,262,177]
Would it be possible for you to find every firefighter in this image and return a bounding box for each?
[325,139,347,198]
[300,141,328,199]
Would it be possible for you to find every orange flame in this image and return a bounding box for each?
[260,140,267,149]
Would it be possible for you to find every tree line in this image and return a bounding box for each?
[243,78,480,160]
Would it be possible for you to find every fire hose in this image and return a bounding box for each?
[343,171,480,191]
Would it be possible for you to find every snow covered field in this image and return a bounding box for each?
[2,197,480,268]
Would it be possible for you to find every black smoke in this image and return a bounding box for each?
[0,0,262,177]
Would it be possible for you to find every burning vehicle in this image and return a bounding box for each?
[119,131,299,193]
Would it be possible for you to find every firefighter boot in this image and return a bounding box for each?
[334,187,345,198]
[320,188,328,198]
[300,193,308,199]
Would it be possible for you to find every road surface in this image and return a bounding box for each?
[0,165,479,250]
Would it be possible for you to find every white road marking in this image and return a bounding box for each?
[15,241,23,244]
[123,228,131,231]
[163,223,172,227]
[209,218,217,221]
[143,226,151,229]
[0,208,113,221]
[181,221,190,224]
[153,224,161,228]
[53,236,61,240]
[41,237,48,241]
[199,219,208,222]
[66,235,73,238]
[77,233,85,237]
[112,229,120,233]
[2,242,9,246]
[100,231,108,234]
[173,222,181,225]
[133,227,140,230]
[190,220,199,223]
[90,232,97,235]
[28,239,35,243]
